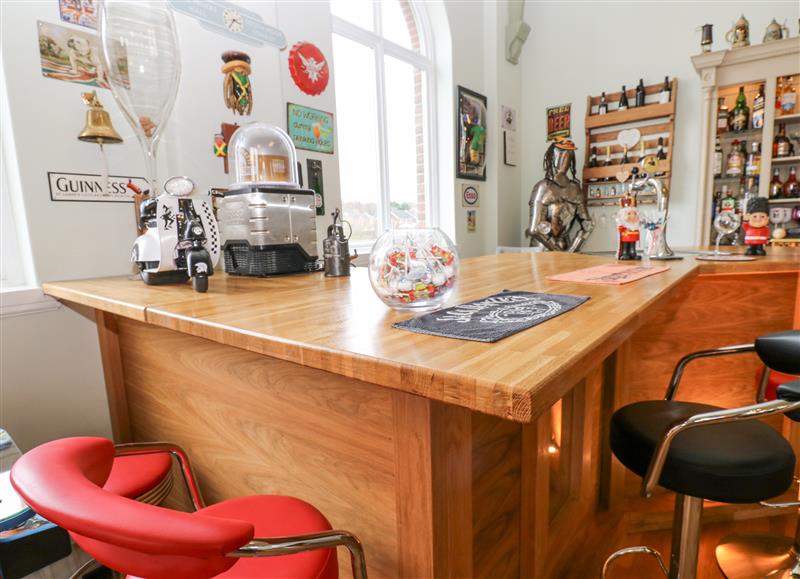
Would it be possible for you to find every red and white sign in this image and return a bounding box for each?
[288,41,329,96]
[462,184,480,207]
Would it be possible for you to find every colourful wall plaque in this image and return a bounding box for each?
[286,103,334,154]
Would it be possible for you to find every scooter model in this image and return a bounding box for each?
[130,176,219,293]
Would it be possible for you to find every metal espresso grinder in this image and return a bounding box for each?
[323,208,356,277]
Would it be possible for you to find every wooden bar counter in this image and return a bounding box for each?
[43,249,799,578]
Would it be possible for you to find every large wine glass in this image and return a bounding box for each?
[712,211,740,256]
[98,0,181,195]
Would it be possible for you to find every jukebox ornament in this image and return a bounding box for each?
[616,193,641,261]
[221,50,253,115]
[743,197,770,256]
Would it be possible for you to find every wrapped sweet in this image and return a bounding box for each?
[369,229,459,311]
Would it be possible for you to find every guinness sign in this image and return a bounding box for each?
[48,172,149,202]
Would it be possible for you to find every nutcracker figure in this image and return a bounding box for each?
[616,193,641,261]
[743,197,770,256]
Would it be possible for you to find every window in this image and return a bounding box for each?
[331,0,436,247]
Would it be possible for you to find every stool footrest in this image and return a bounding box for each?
[602,546,668,578]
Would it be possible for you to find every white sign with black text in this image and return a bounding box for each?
[48,172,148,202]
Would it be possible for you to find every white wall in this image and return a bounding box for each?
[0,0,341,450]
[518,1,800,252]
[445,1,525,257]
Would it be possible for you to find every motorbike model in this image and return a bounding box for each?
[130,176,220,293]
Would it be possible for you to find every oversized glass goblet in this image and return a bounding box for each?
[99,0,181,195]
[712,211,741,256]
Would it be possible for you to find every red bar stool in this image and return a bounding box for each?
[71,452,173,578]
[11,437,367,579]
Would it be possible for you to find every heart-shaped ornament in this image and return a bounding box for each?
[617,128,641,149]
[615,170,631,183]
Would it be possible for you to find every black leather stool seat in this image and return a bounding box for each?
[611,400,796,504]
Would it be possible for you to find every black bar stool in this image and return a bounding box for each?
[602,330,800,579]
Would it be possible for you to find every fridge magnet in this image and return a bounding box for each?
[59,0,97,29]
[221,51,252,115]
[168,1,287,49]
[457,86,487,181]
[288,41,330,96]
[462,184,480,207]
[287,103,334,154]
[546,103,570,141]
[501,105,516,131]
[38,21,128,89]
[467,209,477,232]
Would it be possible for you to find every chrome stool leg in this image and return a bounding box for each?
[602,494,703,579]
[602,546,668,578]
[669,495,703,579]
[716,494,800,578]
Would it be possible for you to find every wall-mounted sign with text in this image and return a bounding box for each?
[546,103,571,141]
[168,0,286,48]
[287,103,334,154]
[48,172,148,203]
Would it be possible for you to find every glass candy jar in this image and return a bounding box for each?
[369,228,459,311]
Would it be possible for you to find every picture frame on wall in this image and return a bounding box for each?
[457,86,487,181]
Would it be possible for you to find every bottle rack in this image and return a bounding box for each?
[582,80,677,207]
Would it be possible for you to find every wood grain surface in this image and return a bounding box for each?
[46,250,797,423]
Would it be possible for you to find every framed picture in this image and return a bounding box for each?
[286,103,334,154]
[457,86,487,181]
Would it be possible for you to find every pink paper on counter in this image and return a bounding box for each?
[546,263,671,285]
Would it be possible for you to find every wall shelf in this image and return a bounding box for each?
[768,197,800,204]
[772,156,800,165]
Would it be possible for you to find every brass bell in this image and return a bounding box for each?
[78,91,122,144]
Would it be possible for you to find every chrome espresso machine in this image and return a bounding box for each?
[216,123,320,276]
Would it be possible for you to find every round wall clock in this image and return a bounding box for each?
[288,41,330,96]
[223,8,244,33]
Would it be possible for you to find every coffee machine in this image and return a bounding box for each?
[216,123,320,276]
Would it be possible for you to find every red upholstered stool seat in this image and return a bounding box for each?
[104,453,172,500]
[126,495,338,579]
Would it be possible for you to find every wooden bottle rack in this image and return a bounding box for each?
[583,79,678,199]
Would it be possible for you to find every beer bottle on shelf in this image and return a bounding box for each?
[618,86,629,111]
[639,141,646,162]
[656,137,667,161]
[716,97,730,134]
[598,92,608,115]
[752,84,765,129]
[781,76,796,115]
[774,123,792,158]
[745,142,761,177]
[769,168,784,199]
[775,77,784,115]
[635,79,646,107]
[720,185,736,213]
[726,139,744,177]
[588,146,598,168]
[659,76,671,104]
[730,86,749,132]
[605,145,613,169]
[785,166,800,198]
[621,145,629,165]
[713,136,723,178]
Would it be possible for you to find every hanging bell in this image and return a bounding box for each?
[78,91,122,144]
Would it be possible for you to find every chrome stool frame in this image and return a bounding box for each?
[602,344,800,579]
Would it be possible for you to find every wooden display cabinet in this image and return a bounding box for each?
[692,38,800,244]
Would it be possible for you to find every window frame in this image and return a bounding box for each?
[331,1,439,247]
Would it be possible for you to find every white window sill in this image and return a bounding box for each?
[0,287,61,318]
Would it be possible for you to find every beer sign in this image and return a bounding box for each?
[546,103,571,141]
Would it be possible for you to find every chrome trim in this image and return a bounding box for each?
[602,546,668,578]
[114,442,206,510]
[69,558,103,579]
[642,399,800,497]
[664,344,755,400]
[669,494,703,578]
[229,530,367,579]
[759,499,800,509]
[757,366,771,403]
